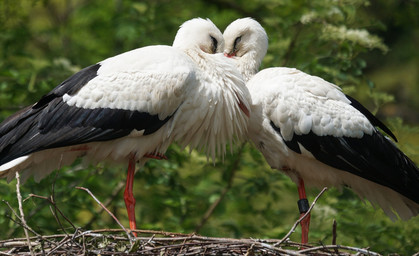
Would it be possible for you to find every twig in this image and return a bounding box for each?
[5,196,49,240]
[3,201,39,237]
[47,230,82,256]
[139,240,301,255]
[85,179,125,229]
[2,201,65,251]
[144,234,155,246]
[28,193,76,230]
[244,243,255,256]
[332,219,338,254]
[0,230,384,255]
[317,240,334,255]
[75,186,134,243]
[355,247,372,256]
[298,244,382,256]
[195,143,246,233]
[91,228,192,237]
[49,168,69,234]
[82,232,86,255]
[274,187,328,246]
[46,235,71,256]
[70,227,81,241]
[178,235,188,254]
[15,172,34,256]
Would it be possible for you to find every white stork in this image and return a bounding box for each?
[223,18,419,243]
[0,18,251,235]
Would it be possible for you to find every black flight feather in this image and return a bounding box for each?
[270,121,419,204]
[0,63,174,166]
[345,94,397,142]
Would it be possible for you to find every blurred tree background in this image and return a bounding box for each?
[0,0,418,254]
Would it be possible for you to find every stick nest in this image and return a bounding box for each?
[0,229,382,256]
[3,181,383,255]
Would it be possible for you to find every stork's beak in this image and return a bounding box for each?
[224,51,235,58]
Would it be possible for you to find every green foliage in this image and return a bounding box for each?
[0,0,418,255]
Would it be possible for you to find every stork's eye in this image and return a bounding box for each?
[234,36,242,46]
[210,36,218,53]
[233,36,242,50]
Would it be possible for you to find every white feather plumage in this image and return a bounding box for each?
[252,68,374,140]
[223,17,419,220]
[0,18,250,183]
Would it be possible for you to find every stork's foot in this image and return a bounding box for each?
[144,152,168,160]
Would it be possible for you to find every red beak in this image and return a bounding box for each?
[224,52,235,58]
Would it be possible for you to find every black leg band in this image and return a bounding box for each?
[298,198,309,214]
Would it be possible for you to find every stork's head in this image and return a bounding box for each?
[223,18,268,67]
[173,18,224,54]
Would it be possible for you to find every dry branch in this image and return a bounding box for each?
[15,172,34,256]
[0,229,383,255]
[1,184,385,255]
[75,186,134,242]
[27,194,76,230]
[275,187,328,246]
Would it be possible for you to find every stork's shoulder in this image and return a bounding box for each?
[62,45,199,119]
[99,45,197,76]
[98,45,198,96]
[248,67,349,103]
[248,67,373,140]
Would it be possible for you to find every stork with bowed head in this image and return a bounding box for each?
[223,17,419,244]
[0,18,251,236]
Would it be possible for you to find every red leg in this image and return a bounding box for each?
[297,178,310,244]
[124,156,137,236]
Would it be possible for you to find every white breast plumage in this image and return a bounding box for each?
[0,18,251,235]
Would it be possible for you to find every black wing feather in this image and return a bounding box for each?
[34,63,101,108]
[345,94,397,142]
[0,98,173,165]
[270,121,419,204]
[0,63,175,165]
